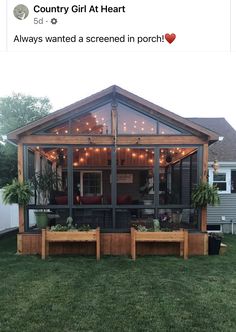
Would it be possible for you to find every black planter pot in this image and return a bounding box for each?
[208,235,222,255]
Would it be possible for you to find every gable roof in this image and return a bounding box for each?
[7,85,219,143]
[189,118,236,161]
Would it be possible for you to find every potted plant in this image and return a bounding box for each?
[2,179,33,206]
[192,181,220,208]
[32,166,62,229]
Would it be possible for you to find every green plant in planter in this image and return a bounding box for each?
[31,166,62,229]
[77,224,91,231]
[192,181,220,208]
[50,224,68,232]
[2,179,33,206]
[153,219,160,232]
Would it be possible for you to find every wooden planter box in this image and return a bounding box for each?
[41,228,100,260]
[131,227,188,260]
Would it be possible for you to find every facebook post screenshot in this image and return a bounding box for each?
[0,1,236,331]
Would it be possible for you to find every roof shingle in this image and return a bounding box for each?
[189,118,236,161]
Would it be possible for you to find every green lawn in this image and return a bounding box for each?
[0,235,236,332]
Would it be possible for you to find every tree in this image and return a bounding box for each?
[0,93,51,187]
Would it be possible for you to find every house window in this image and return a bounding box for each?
[231,170,236,193]
[213,173,227,191]
[80,171,102,196]
[209,169,230,193]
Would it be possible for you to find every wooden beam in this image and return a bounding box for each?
[201,143,209,232]
[183,229,189,260]
[202,144,208,182]
[42,229,46,260]
[130,227,136,260]
[96,227,100,261]
[19,135,207,146]
[19,135,113,145]
[17,234,22,254]
[18,143,25,234]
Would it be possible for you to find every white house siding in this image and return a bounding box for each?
[207,194,236,234]
[0,189,19,231]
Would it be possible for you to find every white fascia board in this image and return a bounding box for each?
[208,162,236,168]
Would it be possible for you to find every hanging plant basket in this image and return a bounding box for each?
[192,181,220,208]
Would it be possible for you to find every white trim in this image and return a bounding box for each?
[208,162,236,167]
[208,168,231,194]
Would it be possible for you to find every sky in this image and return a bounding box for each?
[1,51,236,130]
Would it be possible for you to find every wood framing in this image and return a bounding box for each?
[131,228,188,260]
[201,143,209,232]
[7,86,218,257]
[18,143,25,233]
[41,228,100,260]
[18,231,207,256]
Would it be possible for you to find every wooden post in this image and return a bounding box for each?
[18,143,25,234]
[183,230,189,260]
[96,227,100,261]
[131,227,136,260]
[17,234,22,254]
[42,229,46,260]
[201,143,208,232]
[179,228,184,257]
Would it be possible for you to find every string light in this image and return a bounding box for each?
[65,130,68,134]
[132,153,136,157]
[85,152,89,157]
[73,162,78,166]
[76,128,79,132]
[103,147,107,151]
[126,148,130,152]
[80,158,84,162]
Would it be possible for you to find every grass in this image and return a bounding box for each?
[0,236,236,332]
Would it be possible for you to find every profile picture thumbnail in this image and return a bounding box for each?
[13,4,29,20]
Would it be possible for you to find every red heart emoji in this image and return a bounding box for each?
[165,33,176,44]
